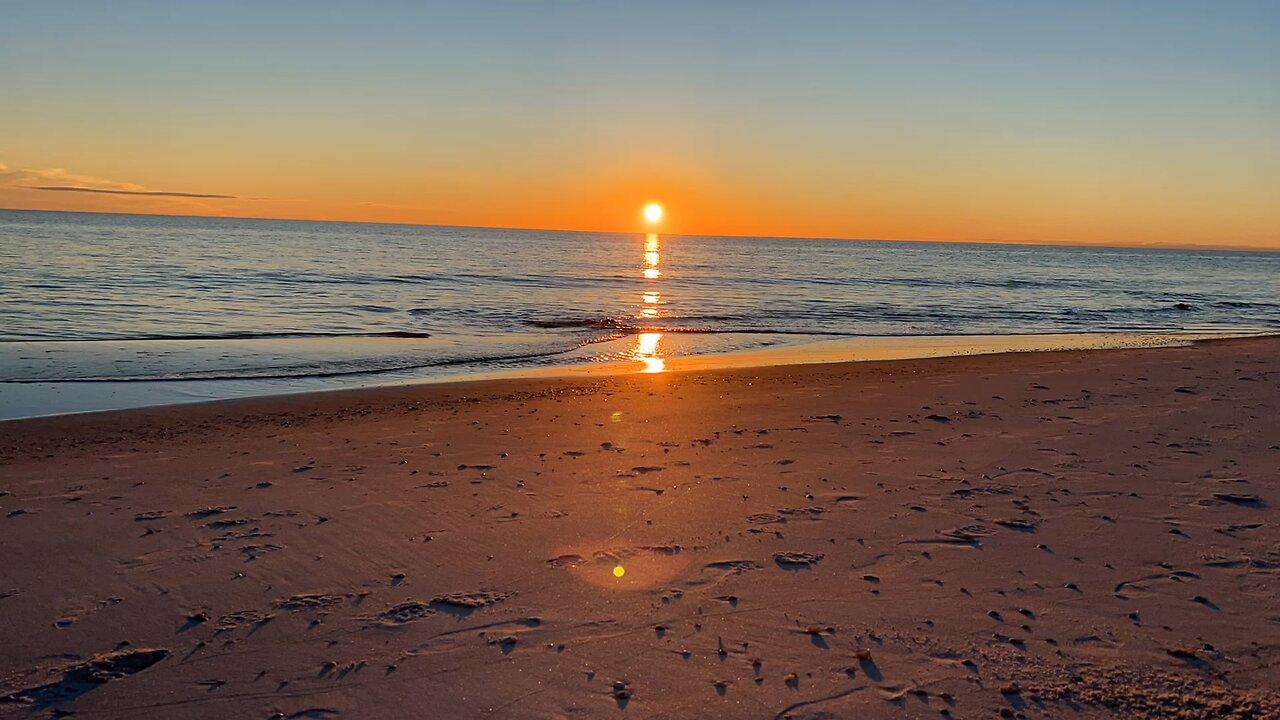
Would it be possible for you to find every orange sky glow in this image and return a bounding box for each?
[2,4,1277,250]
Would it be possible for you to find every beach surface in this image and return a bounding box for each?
[1,337,1278,719]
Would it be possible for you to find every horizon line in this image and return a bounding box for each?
[0,205,1275,254]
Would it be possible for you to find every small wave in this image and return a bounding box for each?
[0,330,433,343]
[527,315,744,330]
[0,331,628,384]
[525,316,859,337]
[527,317,627,330]
[0,347,568,383]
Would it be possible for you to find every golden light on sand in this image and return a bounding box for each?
[643,203,663,223]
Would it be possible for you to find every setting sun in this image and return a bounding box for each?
[643,203,663,224]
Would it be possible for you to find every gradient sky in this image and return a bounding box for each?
[2,1,1278,247]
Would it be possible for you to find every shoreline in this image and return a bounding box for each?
[1,329,1273,423]
[8,207,1280,253]
[0,335,1277,717]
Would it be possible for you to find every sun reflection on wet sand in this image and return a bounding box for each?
[634,332,665,373]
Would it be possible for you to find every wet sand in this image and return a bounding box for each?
[1,337,1278,718]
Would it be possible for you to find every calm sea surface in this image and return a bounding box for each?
[1,210,1277,417]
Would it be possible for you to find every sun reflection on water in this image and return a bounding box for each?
[641,232,661,280]
[640,290,660,319]
[634,233,667,373]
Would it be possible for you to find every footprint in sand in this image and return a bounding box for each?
[430,591,513,617]
[703,560,762,575]
[378,602,435,626]
[1,648,169,707]
[215,610,273,632]
[274,594,349,612]
[773,551,824,569]
[994,517,1039,532]
[185,506,236,519]
[1211,492,1265,507]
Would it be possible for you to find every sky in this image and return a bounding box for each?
[1,1,1278,248]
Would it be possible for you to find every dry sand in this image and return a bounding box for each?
[1,337,1278,719]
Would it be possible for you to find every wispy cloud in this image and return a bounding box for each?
[0,161,236,200]
[25,185,237,199]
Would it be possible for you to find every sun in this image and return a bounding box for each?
[643,203,663,224]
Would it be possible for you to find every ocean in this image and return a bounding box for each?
[2,209,1277,418]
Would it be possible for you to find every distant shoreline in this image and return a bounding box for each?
[3,206,1275,253]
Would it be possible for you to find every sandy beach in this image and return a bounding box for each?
[1,337,1278,719]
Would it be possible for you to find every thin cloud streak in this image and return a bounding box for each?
[26,185,237,199]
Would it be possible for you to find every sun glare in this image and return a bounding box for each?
[643,203,663,224]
